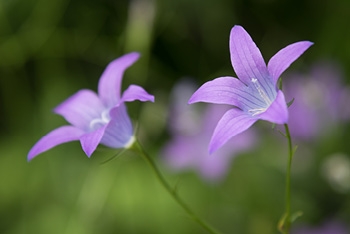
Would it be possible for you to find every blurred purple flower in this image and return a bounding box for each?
[188,25,312,153]
[293,221,348,234]
[163,80,255,181]
[28,52,154,160]
[283,61,350,140]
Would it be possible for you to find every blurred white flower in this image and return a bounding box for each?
[321,153,350,193]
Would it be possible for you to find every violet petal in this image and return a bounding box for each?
[188,77,265,110]
[268,41,313,85]
[100,104,134,148]
[28,126,85,161]
[120,84,155,103]
[258,90,288,124]
[80,125,108,157]
[229,25,270,87]
[54,89,105,131]
[209,108,257,154]
[98,52,140,107]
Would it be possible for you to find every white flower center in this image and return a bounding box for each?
[89,109,111,130]
[124,135,136,149]
[248,78,273,116]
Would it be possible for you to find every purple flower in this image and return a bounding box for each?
[283,61,350,140]
[293,221,348,234]
[188,25,313,153]
[28,52,154,160]
[163,80,255,181]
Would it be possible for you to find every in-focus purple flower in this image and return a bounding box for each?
[283,61,350,140]
[293,221,348,234]
[28,52,154,160]
[163,80,255,181]
[188,25,313,153]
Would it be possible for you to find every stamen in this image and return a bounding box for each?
[248,108,268,116]
[251,78,272,106]
[89,118,107,129]
[247,78,275,116]
[101,110,110,123]
[89,110,111,130]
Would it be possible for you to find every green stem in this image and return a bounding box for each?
[129,139,221,234]
[283,124,293,234]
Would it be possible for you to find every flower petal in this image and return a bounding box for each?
[209,108,257,154]
[100,103,134,148]
[199,153,230,181]
[98,52,140,107]
[120,84,155,103]
[258,90,288,124]
[80,125,108,157]
[28,126,85,161]
[229,25,270,87]
[188,77,265,110]
[163,135,197,169]
[54,89,105,131]
[268,41,313,85]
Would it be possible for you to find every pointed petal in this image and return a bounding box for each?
[28,126,85,161]
[229,25,270,86]
[120,85,155,103]
[268,41,313,85]
[188,77,265,110]
[98,52,140,107]
[80,125,107,157]
[209,108,257,154]
[258,90,288,124]
[54,89,105,130]
[100,104,134,148]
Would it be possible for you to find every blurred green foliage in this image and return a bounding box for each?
[0,0,350,233]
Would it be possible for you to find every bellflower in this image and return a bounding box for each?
[188,25,313,153]
[163,80,255,181]
[293,221,348,234]
[28,52,154,160]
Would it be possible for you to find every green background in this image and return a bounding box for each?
[0,0,349,233]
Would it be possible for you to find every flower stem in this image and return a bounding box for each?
[282,124,294,234]
[129,139,221,234]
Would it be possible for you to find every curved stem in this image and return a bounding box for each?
[129,139,221,234]
[283,124,293,234]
